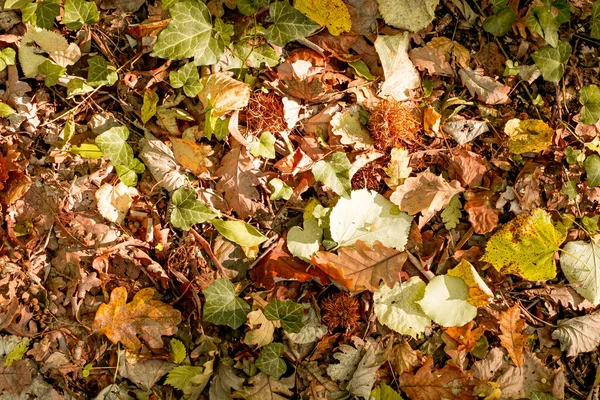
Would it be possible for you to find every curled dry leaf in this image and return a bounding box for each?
[498,305,528,368]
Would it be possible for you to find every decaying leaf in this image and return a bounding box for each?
[377,0,439,32]
[498,305,528,368]
[294,0,352,36]
[559,236,600,306]
[504,118,554,154]
[95,182,138,224]
[459,67,510,105]
[552,310,600,356]
[374,33,421,102]
[398,359,474,400]
[18,26,81,78]
[198,73,251,117]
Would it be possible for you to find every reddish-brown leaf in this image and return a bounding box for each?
[0,360,33,394]
[444,321,486,352]
[498,305,529,367]
[464,190,499,234]
[399,359,476,400]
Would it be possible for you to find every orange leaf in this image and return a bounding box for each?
[498,305,528,367]
[312,240,407,293]
[171,137,213,176]
[92,287,182,351]
[399,359,476,400]
[444,321,486,352]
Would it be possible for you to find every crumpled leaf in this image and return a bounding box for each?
[417,275,478,327]
[255,342,286,378]
[551,310,600,356]
[312,152,352,198]
[579,84,600,126]
[504,118,554,154]
[329,189,413,250]
[373,276,431,338]
[170,187,218,231]
[398,359,473,400]
[284,304,327,344]
[409,37,469,76]
[287,219,323,261]
[313,240,407,293]
[199,73,251,117]
[482,209,566,281]
[202,278,250,329]
[92,287,182,351]
[294,0,351,36]
[265,1,320,47]
[95,182,138,224]
[443,117,489,145]
[171,137,213,176]
[377,0,439,32]
[330,108,373,150]
[374,33,420,102]
[559,237,600,305]
[459,67,510,105]
[18,26,81,78]
[498,305,528,367]
[390,170,464,228]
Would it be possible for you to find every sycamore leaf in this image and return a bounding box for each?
[329,189,412,250]
[170,187,218,231]
[531,40,571,82]
[592,0,600,39]
[374,33,420,102]
[384,147,412,190]
[87,55,118,87]
[503,118,554,154]
[170,339,186,364]
[313,240,407,293]
[170,62,203,97]
[199,73,251,118]
[92,287,182,350]
[63,0,99,30]
[483,7,516,37]
[459,67,510,105]
[373,276,431,338]
[579,84,600,126]
[398,359,473,400]
[559,237,600,305]
[268,178,293,200]
[498,305,528,367]
[482,209,566,281]
[265,1,320,47]
[18,26,81,78]
[377,0,439,32]
[95,182,138,224]
[37,60,65,87]
[417,275,477,327]
[250,132,276,159]
[212,219,267,248]
[447,260,493,307]
[95,125,134,166]
[551,310,600,356]
[312,152,352,198]
[202,278,250,329]
[255,343,286,378]
[584,154,600,187]
[141,90,159,124]
[244,309,277,348]
[151,0,213,61]
[330,109,373,150]
[294,0,351,36]
[263,299,303,333]
[115,158,145,186]
[287,219,323,261]
[390,170,464,227]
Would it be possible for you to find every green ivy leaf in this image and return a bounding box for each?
[286,219,322,261]
[482,209,566,280]
[417,275,477,327]
[0,48,16,72]
[33,0,60,29]
[255,343,286,378]
[67,143,104,159]
[531,392,559,400]
[592,0,600,39]
[585,154,600,187]
[580,85,600,125]
[312,152,352,199]
[531,40,571,82]
[67,78,94,98]
[141,90,159,124]
[237,0,270,16]
[265,1,320,47]
[169,339,186,364]
[268,178,292,200]
[87,56,118,87]
[482,7,515,37]
[0,103,16,118]
[441,194,462,230]
[170,188,217,231]
[234,43,280,68]
[582,215,599,235]
[202,278,250,329]
[212,219,267,247]
[263,299,304,333]
[152,0,213,61]
[527,5,559,47]
[63,0,99,30]
[250,132,276,159]
[95,126,134,167]
[38,60,66,87]
[170,62,203,97]
[115,158,145,186]
[3,0,31,9]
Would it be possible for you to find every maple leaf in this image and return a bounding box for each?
[92,287,182,351]
[498,305,528,368]
[313,240,407,293]
[398,359,475,400]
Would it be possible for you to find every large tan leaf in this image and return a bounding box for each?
[198,73,251,117]
[92,287,182,351]
[170,137,213,176]
[398,359,475,400]
[313,240,407,293]
[498,305,528,368]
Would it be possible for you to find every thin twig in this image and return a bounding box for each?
[190,228,226,277]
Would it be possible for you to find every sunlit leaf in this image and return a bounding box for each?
[268,178,293,200]
[115,158,145,186]
[265,1,320,47]
[95,125,134,167]
[0,48,16,72]
[169,62,203,97]
[377,0,439,32]
[87,55,118,87]
[37,60,66,87]
[63,0,99,30]
[170,187,217,231]
[503,118,554,154]
[417,275,477,327]
[312,152,352,199]
[560,237,600,305]
[287,219,323,261]
[212,219,267,247]
[250,132,276,159]
[202,278,250,329]
[263,299,304,333]
[294,0,351,36]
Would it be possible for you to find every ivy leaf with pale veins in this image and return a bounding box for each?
[312,152,352,198]
[37,60,66,87]
[63,0,99,30]
[592,0,600,39]
[584,154,600,188]
[95,125,134,167]
[169,187,218,231]
[579,84,600,126]
[559,236,600,305]
[250,132,276,159]
[115,158,145,187]
[255,342,287,378]
[263,299,304,333]
[202,278,250,329]
[87,56,118,87]
[265,1,320,47]
[152,0,213,61]
[169,62,203,97]
[531,40,571,82]
[92,287,182,351]
[268,178,293,200]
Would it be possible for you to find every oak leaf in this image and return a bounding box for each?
[498,305,528,368]
[92,287,182,351]
[398,359,475,400]
[313,240,407,293]
[444,321,486,352]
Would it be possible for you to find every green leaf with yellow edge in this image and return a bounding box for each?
[211,219,267,247]
[170,339,186,364]
[447,260,493,307]
[294,0,351,36]
[482,209,566,280]
[141,90,159,124]
[202,278,250,329]
[504,118,554,154]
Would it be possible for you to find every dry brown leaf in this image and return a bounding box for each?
[0,359,33,394]
[273,148,314,175]
[496,352,564,399]
[92,287,182,351]
[498,305,528,368]
[447,149,487,188]
[458,67,510,105]
[444,321,486,352]
[313,240,407,293]
[398,358,475,400]
[391,340,421,374]
[214,146,265,219]
[170,137,213,176]
[464,190,499,234]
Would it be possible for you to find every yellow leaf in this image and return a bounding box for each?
[504,119,554,154]
[447,260,493,307]
[295,0,352,36]
[171,137,213,176]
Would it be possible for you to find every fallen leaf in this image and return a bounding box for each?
[202,278,250,329]
[459,67,510,105]
[139,133,187,192]
[417,275,478,327]
[330,107,373,150]
[559,236,600,306]
[18,26,81,78]
[498,305,528,368]
[446,260,493,308]
[463,190,499,234]
[443,117,490,145]
[374,33,421,102]
[294,0,352,36]
[95,182,138,224]
[171,137,213,176]
[444,321,486,352]
[0,360,33,394]
[551,310,600,356]
[198,72,251,117]
[377,0,439,32]
[391,340,421,374]
[504,119,554,154]
[496,352,564,399]
[92,287,182,350]
[447,149,487,188]
[384,146,412,190]
[398,358,474,400]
